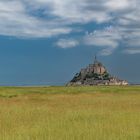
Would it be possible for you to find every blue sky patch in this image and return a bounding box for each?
[0,0,139,85]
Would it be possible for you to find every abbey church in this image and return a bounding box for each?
[80,56,106,76]
[67,57,128,86]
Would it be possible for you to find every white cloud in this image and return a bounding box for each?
[84,27,121,55]
[0,0,135,38]
[0,0,140,55]
[56,39,79,49]
[0,0,72,38]
[28,0,111,23]
[123,49,140,54]
[104,0,132,10]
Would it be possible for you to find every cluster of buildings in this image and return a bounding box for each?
[67,56,128,86]
[80,56,106,77]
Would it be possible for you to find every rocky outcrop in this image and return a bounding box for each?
[67,57,129,86]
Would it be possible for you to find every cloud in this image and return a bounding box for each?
[28,0,111,24]
[123,49,140,54]
[0,0,139,55]
[83,26,121,55]
[56,39,79,49]
[104,0,133,11]
[0,0,72,38]
[0,0,135,38]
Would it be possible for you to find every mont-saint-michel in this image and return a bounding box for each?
[67,56,128,86]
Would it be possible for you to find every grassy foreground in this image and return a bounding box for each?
[0,86,140,140]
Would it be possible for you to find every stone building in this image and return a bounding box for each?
[92,56,106,74]
[80,56,106,76]
[67,56,129,86]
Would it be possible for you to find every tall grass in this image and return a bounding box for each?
[0,86,140,140]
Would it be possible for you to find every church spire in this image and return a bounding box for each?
[94,54,98,64]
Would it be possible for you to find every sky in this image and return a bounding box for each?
[0,0,140,85]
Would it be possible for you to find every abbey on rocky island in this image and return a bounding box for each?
[67,56,128,86]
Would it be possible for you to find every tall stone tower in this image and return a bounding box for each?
[92,56,106,75]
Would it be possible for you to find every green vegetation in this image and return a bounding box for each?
[102,72,110,80]
[85,73,99,79]
[85,72,110,80]
[0,86,140,140]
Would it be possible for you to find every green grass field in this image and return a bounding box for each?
[0,86,140,140]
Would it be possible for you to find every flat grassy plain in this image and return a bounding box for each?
[0,86,140,140]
